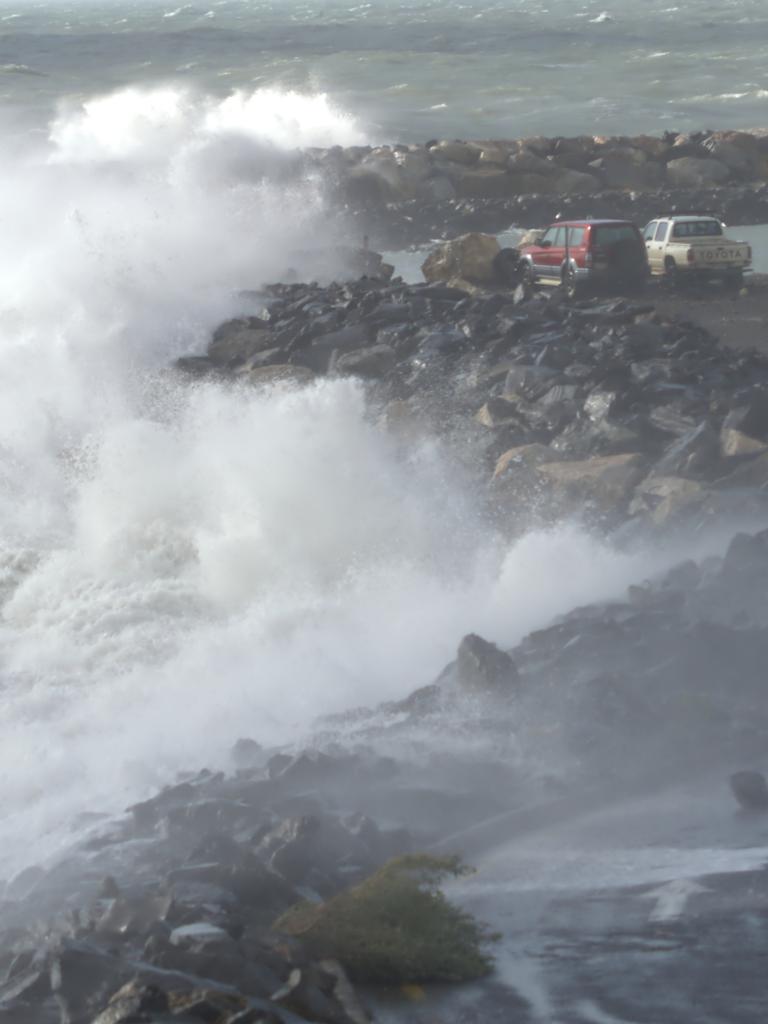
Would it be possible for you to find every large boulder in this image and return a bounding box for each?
[208,321,275,367]
[452,169,518,198]
[551,135,599,169]
[507,149,558,177]
[492,443,554,481]
[345,149,421,201]
[665,156,731,187]
[730,770,768,811]
[589,150,664,189]
[505,172,556,195]
[422,233,501,286]
[422,174,457,201]
[720,427,768,458]
[477,143,514,166]
[703,131,766,178]
[456,633,520,696]
[628,475,705,527]
[536,453,646,511]
[428,140,481,165]
[715,450,768,489]
[551,168,601,194]
[334,345,396,379]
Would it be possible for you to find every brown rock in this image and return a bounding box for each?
[629,475,705,526]
[475,397,522,428]
[429,140,481,165]
[537,453,646,510]
[493,444,554,481]
[246,365,316,388]
[422,233,501,286]
[720,427,768,458]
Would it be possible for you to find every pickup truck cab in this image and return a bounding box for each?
[519,219,648,299]
[643,215,751,287]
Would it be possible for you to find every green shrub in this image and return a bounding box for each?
[273,853,495,984]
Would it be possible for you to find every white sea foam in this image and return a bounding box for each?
[0,80,731,876]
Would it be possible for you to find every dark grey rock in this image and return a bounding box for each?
[456,633,520,696]
[730,771,768,811]
[334,344,396,378]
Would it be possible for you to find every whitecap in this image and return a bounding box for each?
[589,10,613,22]
[0,63,46,77]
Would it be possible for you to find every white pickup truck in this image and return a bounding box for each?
[642,215,751,288]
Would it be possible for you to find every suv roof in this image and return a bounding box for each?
[550,219,635,227]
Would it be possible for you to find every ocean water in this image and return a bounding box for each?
[0,0,766,875]
[2,0,768,142]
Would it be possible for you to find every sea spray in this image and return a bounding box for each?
[0,84,731,875]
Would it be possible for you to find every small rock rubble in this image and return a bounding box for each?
[177,256,768,536]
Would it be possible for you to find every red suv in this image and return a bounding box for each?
[519,219,649,298]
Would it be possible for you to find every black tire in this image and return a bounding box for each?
[724,268,744,291]
[664,257,679,290]
[623,277,647,297]
[562,266,580,300]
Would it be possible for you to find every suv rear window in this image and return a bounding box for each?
[565,226,585,246]
[672,220,723,238]
[593,225,638,245]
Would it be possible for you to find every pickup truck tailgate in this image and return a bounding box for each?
[689,241,751,266]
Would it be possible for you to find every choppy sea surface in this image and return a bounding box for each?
[2,0,768,142]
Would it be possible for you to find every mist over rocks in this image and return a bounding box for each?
[6,526,768,1021]
[178,261,768,538]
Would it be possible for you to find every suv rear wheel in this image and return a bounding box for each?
[562,266,580,300]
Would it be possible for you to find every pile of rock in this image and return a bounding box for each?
[312,131,768,208]
[177,252,768,534]
[348,182,768,250]
[333,526,768,788]
[7,525,768,1020]
[0,750,421,1023]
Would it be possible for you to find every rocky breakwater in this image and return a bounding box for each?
[0,742,503,1024]
[7,528,768,1022]
[178,240,768,536]
[302,130,768,247]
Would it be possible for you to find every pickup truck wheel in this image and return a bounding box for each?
[663,257,679,290]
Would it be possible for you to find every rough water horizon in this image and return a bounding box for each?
[2,0,768,143]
